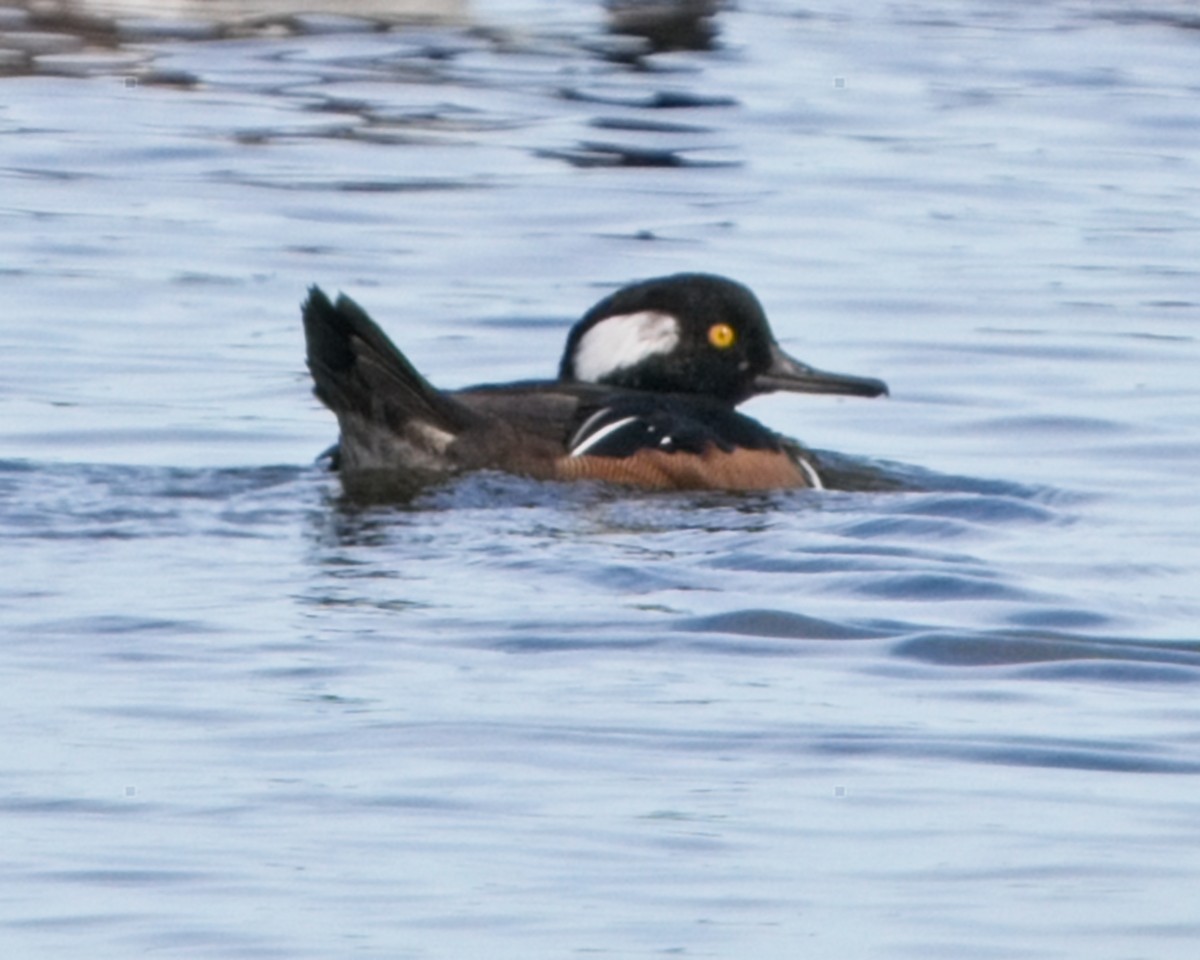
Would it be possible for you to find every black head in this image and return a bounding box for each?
[559,272,888,405]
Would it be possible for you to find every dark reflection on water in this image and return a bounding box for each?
[684,608,889,641]
[1,0,726,81]
[810,730,1200,774]
[896,629,1200,673]
[606,0,722,54]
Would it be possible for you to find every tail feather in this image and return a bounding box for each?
[302,287,477,472]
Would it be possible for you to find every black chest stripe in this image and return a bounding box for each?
[567,399,783,460]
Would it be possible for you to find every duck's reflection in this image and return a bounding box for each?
[606,0,722,53]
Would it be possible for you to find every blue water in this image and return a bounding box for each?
[3,1,1200,957]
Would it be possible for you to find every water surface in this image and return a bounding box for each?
[3,1,1200,957]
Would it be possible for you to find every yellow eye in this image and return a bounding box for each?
[708,323,736,349]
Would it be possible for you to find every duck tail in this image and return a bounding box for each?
[302,287,475,472]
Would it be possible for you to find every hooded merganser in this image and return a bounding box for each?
[302,272,887,494]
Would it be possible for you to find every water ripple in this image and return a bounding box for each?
[681,609,888,642]
[895,628,1200,675]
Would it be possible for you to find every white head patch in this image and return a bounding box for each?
[570,310,680,383]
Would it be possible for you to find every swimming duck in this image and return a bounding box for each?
[302,272,886,494]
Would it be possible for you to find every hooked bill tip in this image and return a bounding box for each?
[757,345,888,398]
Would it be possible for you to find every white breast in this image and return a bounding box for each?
[570,310,681,383]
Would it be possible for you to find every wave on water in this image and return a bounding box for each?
[0,458,314,541]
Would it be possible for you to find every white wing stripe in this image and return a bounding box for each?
[569,415,640,457]
[797,458,824,489]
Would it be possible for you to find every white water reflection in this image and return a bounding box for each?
[24,0,467,25]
